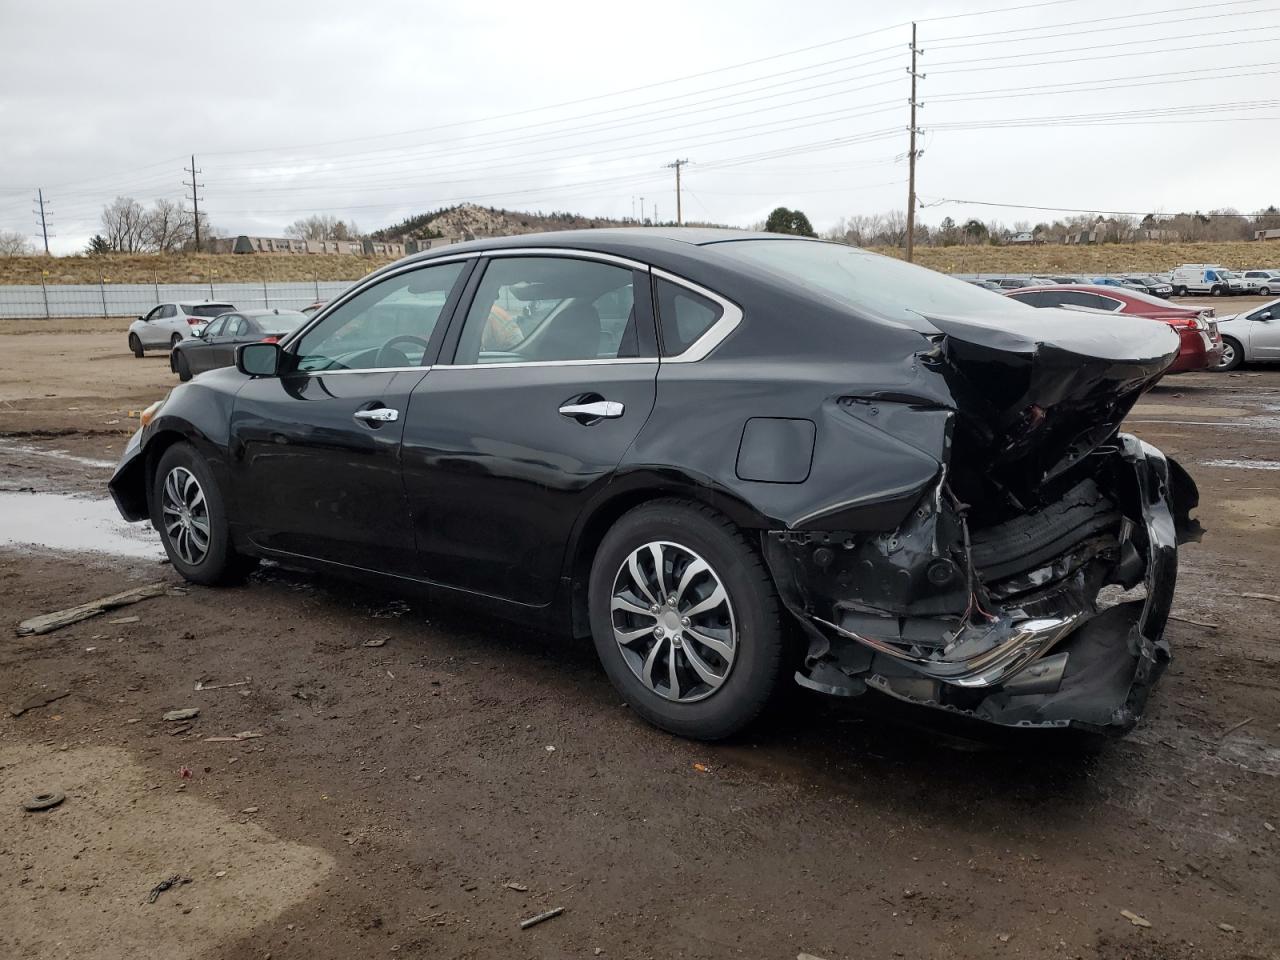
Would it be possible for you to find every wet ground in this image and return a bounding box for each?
[1,317,1278,960]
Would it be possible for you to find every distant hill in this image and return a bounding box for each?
[369,203,638,242]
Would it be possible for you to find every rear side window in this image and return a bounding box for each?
[159,304,177,319]
[1008,291,1047,307]
[182,303,234,318]
[655,278,722,355]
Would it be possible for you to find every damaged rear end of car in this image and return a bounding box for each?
[762,306,1201,735]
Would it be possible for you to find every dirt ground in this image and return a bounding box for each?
[1,313,1278,960]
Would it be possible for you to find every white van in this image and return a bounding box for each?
[1171,265,1254,297]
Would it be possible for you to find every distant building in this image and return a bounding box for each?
[1008,231,1038,245]
[1256,228,1280,241]
[208,235,430,257]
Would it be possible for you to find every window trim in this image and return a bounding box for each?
[443,251,657,369]
[652,268,743,363]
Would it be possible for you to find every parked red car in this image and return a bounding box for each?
[1005,285,1223,373]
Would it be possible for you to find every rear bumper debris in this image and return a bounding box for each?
[767,434,1199,735]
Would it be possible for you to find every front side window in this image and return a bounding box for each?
[202,317,227,338]
[655,278,722,354]
[225,316,248,337]
[292,260,466,372]
[452,257,638,365]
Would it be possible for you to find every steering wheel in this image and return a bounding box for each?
[375,335,432,369]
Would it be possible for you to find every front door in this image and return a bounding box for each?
[185,315,228,376]
[401,254,659,606]
[228,258,471,574]
[1248,305,1280,359]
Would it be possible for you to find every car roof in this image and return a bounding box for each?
[236,308,305,317]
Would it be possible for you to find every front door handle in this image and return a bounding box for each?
[558,400,624,420]
[353,407,399,423]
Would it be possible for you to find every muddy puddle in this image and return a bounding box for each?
[1204,458,1280,471]
[0,490,161,558]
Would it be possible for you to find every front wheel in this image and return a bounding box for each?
[129,333,144,358]
[1216,336,1244,372]
[588,499,786,740]
[170,332,183,348]
[1173,286,1186,297]
[152,442,255,585]
[1210,285,1225,297]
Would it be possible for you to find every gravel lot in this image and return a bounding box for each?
[1,314,1278,960]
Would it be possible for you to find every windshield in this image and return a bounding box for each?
[181,303,235,317]
[711,239,1028,322]
[1219,271,1240,279]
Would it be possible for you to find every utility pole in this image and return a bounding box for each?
[906,23,924,263]
[665,158,689,225]
[33,188,51,254]
[639,197,646,223]
[184,155,205,252]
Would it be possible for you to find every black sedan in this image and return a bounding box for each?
[110,229,1200,740]
[170,308,308,381]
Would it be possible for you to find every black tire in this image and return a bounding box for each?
[1210,285,1224,297]
[174,351,192,382]
[129,333,144,358]
[1173,286,1186,297]
[170,332,183,348]
[1216,336,1244,372]
[151,442,255,586]
[588,499,786,740]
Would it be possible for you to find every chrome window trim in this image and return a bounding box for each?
[484,247,651,271]
[651,268,744,363]
[287,365,434,377]
[279,251,484,350]
[443,358,659,371]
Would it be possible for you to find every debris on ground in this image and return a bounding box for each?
[504,882,528,892]
[21,790,66,812]
[201,731,264,743]
[1220,717,1254,739]
[194,678,250,691]
[363,636,389,647]
[8,689,70,718]
[108,615,140,625]
[16,582,168,636]
[519,907,564,930]
[1239,592,1280,604]
[1218,922,1237,933]
[1121,909,1153,928]
[241,806,259,814]
[692,762,710,773]
[146,874,192,904]
[1264,822,1275,833]
[371,600,410,619]
[1169,613,1220,629]
[163,708,200,722]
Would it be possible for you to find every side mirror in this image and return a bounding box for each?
[1258,311,1272,322]
[237,341,282,377]
[191,326,205,338]
[137,315,146,322]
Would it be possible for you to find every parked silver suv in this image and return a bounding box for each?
[127,301,235,357]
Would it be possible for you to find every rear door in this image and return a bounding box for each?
[229,258,472,574]
[1247,303,1280,359]
[401,252,659,606]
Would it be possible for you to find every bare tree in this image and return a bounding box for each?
[286,214,361,241]
[100,196,148,252]
[0,229,32,256]
[144,198,188,252]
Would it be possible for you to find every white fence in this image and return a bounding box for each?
[0,280,357,319]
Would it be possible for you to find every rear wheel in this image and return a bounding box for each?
[174,351,192,382]
[170,332,183,348]
[152,442,254,585]
[1260,286,1272,296]
[1216,336,1243,372]
[129,333,144,358]
[588,499,786,740]
[1173,285,1186,297]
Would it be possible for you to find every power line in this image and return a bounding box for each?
[923,196,1271,217]
[929,60,1280,103]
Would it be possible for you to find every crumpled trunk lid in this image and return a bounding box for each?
[921,307,1180,506]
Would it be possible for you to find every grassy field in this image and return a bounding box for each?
[1,241,1274,285]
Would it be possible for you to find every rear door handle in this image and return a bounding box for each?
[353,407,399,423]
[558,400,624,420]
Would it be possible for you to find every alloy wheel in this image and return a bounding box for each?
[610,540,737,703]
[1217,341,1237,369]
[161,466,211,565]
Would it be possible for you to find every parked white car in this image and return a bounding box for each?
[1214,297,1280,370]
[127,301,236,357]
[1241,270,1280,296]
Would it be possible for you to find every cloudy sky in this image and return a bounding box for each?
[1,0,1277,253]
